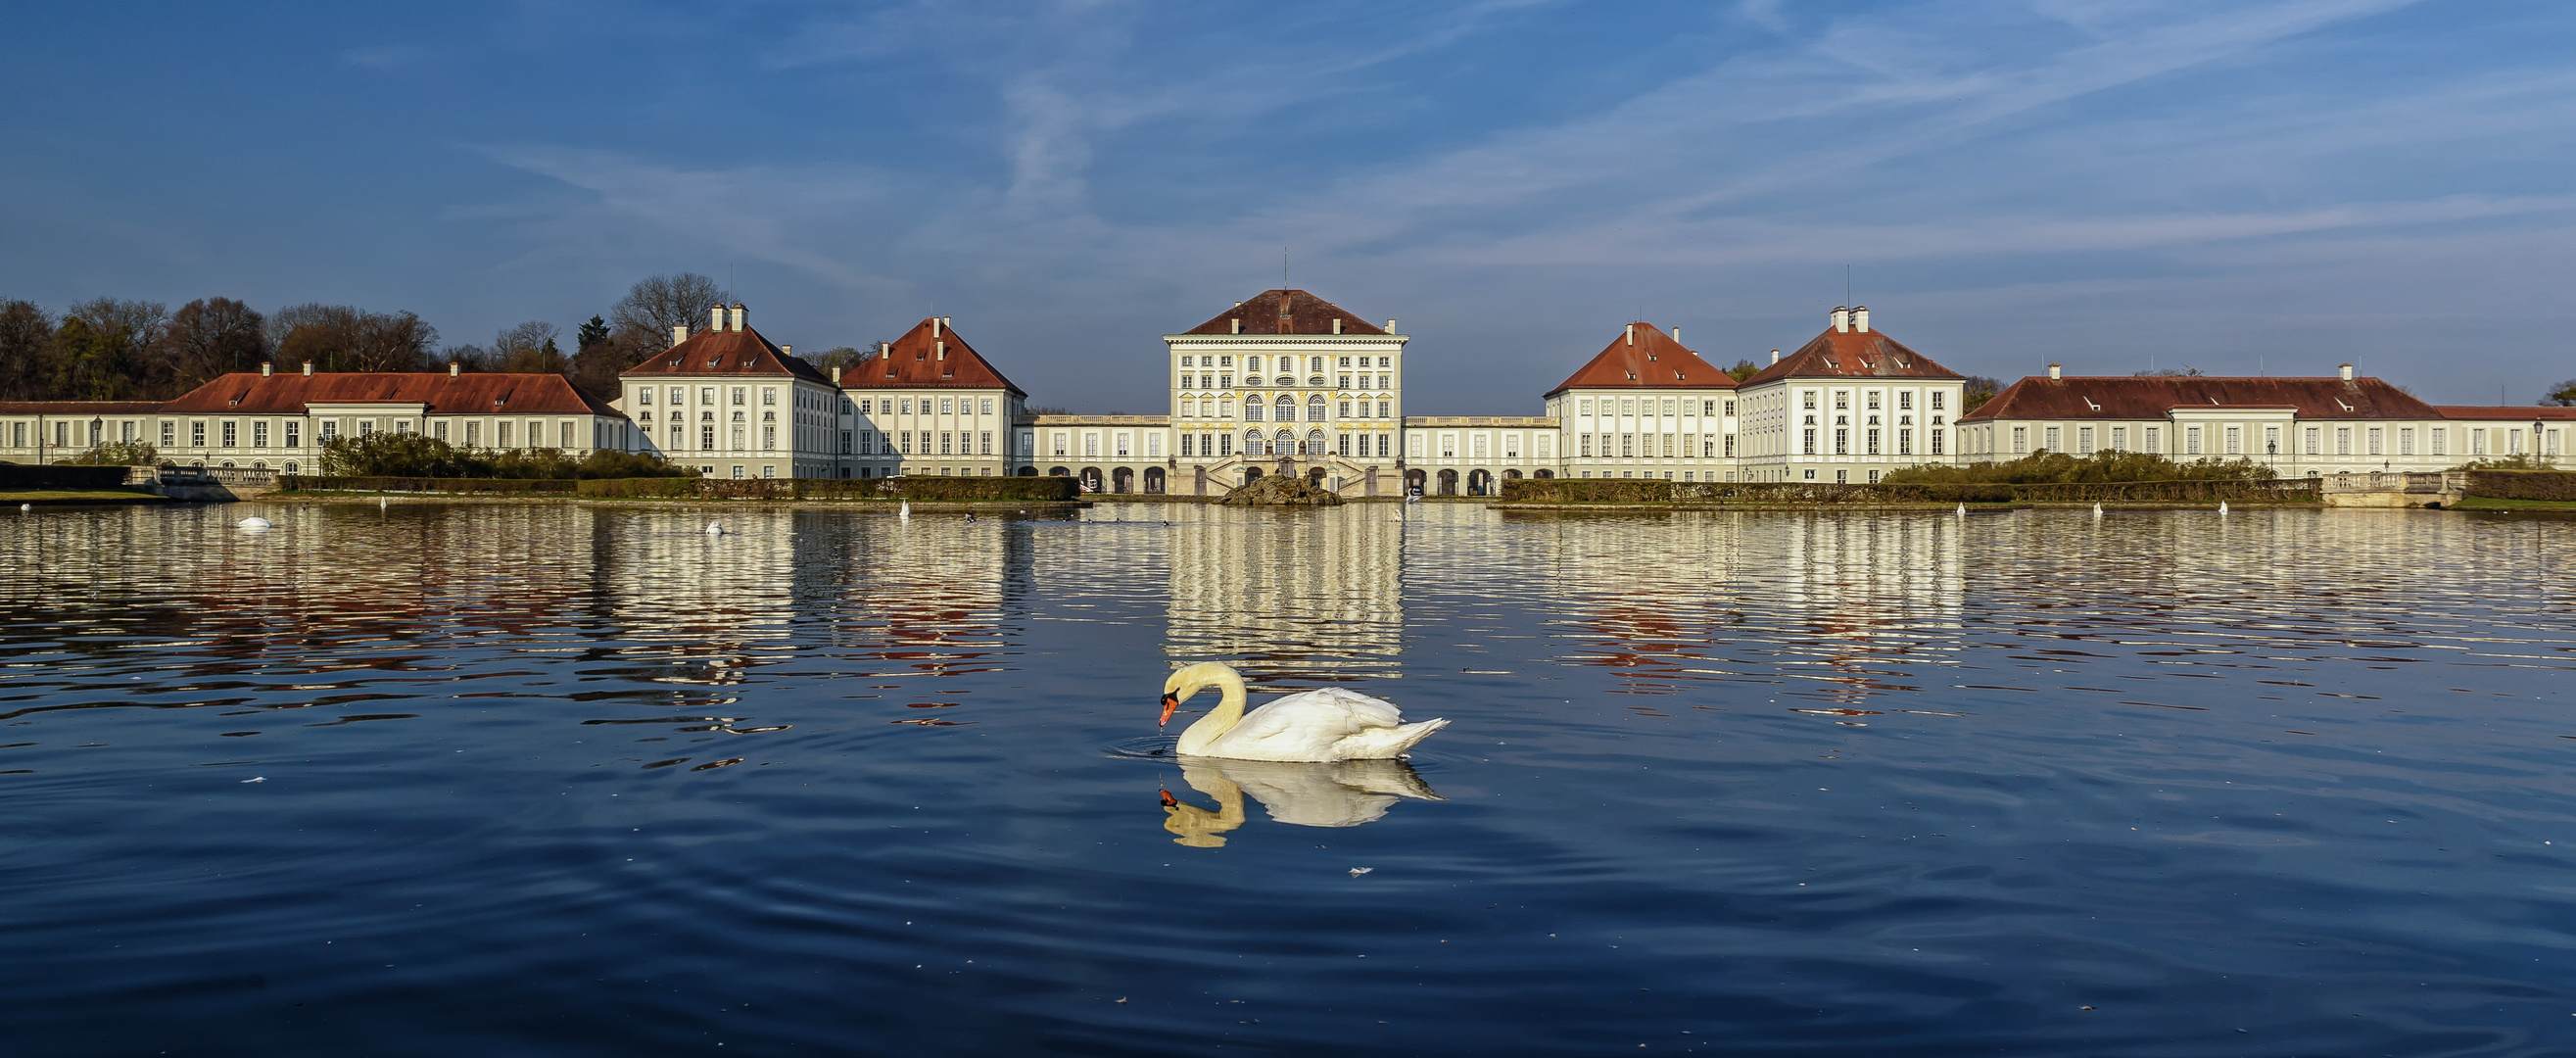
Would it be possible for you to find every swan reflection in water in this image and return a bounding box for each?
[1159,756,1443,847]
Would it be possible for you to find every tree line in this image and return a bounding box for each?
[0,272,873,404]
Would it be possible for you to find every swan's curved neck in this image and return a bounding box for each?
[1176,666,1248,754]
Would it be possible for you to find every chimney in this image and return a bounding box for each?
[260,361,271,377]
[782,345,791,357]
[1851,307,1869,333]
[304,361,314,377]
[1385,319,1396,332]
[1231,317,1241,335]
[831,365,842,385]
[1671,327,1681,345]
[2339,362,2354,381]
[930,316,942,338]
[2048,363,2062,380]
[711,306,727,333]
[1331,317,1342,335]
[936,340,946,361]
[1831,307,1850,333]
[672,324,689,348]
[1770,348,1781,364]
[1625,324,1635,347]
[450,361,460,377]
[729,303,745,332]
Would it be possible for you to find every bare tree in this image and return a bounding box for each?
[158,297,267,396]
[442,343,497,372]
[0,300,57,401]
[492,320,565,374]
[609,272,722,348]
[272,304,438,372]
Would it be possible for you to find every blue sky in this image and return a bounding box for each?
[4,1,2571,411]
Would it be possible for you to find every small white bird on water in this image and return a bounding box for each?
[237,516,271,530]
[2092,503,2104,517]
[1160,661,1447,762]
[2218,501,2229,515]
[899,501,912,520]
[1956,503,1967,516]
[18,503,28,511]
[704,520,726,535]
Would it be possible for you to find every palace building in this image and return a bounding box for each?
[8,288,2551,489]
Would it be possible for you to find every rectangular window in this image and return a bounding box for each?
[1723,400,1737,416]
[700,426,714,451]
[2224,426,2240,455]
[2399,428,2414,456]
[1619,434,1633,457]
[1867,391,1881,409]
[192,421,207,447]
[1220,434,1234,457]
[1898,392,1912,410]
[286,422,301,448]
[159,421,173,446]
[1804,428,1818,455]
[637,388,651,406]
[2011,427,2027,454]
[1930,429,1944,456]
[2338,428,2353,456]
[1835,428,1849,455]
[1182,434,1197,457]
[900,431,914,455]
[498,421,513,447]
[1580,434,1593,457]
[322,421,341,444]
[2431,428,2446,456]
[1378,401,1390,418]
[763,426,777,451]
[2263,426,2279,456]
[1867,429,1881,455]
[218,421,236,447]
[731,388,745,406]
[1898,429,1912,456]
[1724,434,1737,457]
[1931,392,1945,410]
[980,431,994,456]
[1803,391,1817,409]
[762,388,777,406]
[1083,433,1099,458]
[253,421,268,448]
[2044,427,2060,452]
[938,399,952,415]
[2111,426,2126,451]
[2305,427,2320,455]
[2367,428,2383,456]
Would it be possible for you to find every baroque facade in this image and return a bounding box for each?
[8,286,2554,489]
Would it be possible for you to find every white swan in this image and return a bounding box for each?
[237,516,271,530]
[899,501,912,520]
[1160,661,1447,762]
[2218,501,2229,515]
[704,520,726,535]
[18,503,28,511]
[2092,503,2103,517]
[1956,503,1967,516]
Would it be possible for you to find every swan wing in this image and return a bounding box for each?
[1206,688,1431,762]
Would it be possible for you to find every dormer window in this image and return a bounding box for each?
[705,357,721,367]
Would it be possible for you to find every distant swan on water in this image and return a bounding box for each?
[1160,661,1447,762]
[1956,503,1967,516]
[237,516,271,530]
[899,501,912,520]
[2218,501,2229,515]
[18,503,28,511]
[2092,503,2103,517]
[704,520,726,536]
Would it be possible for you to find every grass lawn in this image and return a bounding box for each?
[0,488,168,505]
[2453,495,2576,510]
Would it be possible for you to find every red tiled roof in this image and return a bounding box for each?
[1544,323,1738,397]
[842,318,1025,396]
[1180,290,1388,336]
[159,372,622,416]
[1738,326,1962,387]
[1962,376,2439,423]
[2435,406,2576,421]
[621,325,834,385]
[0,402,164,415]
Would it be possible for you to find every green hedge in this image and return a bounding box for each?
[1500,476,2317,505]
[0,463,129,489]
[2464,470,2576,502]
[276,475,578,494]
[579,475,1085,502]
[1499,479,1676,504]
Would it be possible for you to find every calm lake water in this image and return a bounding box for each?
[4,501,2573,1056]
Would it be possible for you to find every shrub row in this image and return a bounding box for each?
[277,476,579,494]
[1500,477,2319,505]
[0,463,130,490]
[2463,470,2576,502]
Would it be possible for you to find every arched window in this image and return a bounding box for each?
[1305,429,1324,456]
[1307,395,1327,421]
[1245,398,1264,421]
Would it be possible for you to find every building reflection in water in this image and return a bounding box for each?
[1158,504,1407,683]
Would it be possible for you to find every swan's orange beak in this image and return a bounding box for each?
[1158,692,1179,726]
[1159,789,1178,807]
